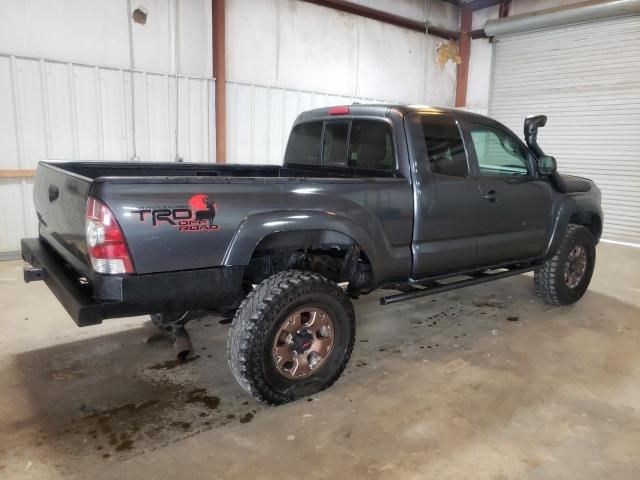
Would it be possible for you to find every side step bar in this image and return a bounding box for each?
[379,265,538,306]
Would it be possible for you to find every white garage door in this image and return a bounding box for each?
[489,15,640,245]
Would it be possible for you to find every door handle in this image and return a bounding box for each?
[483,190,497,202]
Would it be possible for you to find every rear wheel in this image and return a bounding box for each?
[227,270,355,405]
[534,224,596,305]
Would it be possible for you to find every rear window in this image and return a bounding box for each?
[322,122,349,167]
[285,122,323,165]
[349,120,394,171]
[284,119,395,172]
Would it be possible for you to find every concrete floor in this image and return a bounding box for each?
[0,242,639,480]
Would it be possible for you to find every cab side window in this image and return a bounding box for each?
[421,116,469,177]
[469,128,530,176]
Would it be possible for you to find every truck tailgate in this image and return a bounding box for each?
[34,163,93,278]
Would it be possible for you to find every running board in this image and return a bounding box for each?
[379,265,537,306]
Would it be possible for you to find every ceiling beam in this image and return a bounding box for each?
[301,0,460,39]
[464,0,508,11]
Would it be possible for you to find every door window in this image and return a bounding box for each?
[469,128,530,176]
[421,116,468,177]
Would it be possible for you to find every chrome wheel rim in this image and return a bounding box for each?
[272,307,335,380]
[564,245,587,288]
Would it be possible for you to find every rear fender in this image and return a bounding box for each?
[222,210,379,274]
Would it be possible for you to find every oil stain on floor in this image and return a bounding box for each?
[5,292,515,466]
[6,318,263,463]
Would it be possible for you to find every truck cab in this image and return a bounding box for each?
[285,105,598,280]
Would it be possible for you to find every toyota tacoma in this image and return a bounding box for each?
[21,105,602,404]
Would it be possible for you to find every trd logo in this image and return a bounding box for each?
[132,195,220,232]
[188,194,216,225]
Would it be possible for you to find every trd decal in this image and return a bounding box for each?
[131,195,220,232]
[188,194,217,225]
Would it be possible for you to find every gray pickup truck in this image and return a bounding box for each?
[22,104,602,404]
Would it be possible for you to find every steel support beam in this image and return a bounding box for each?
[466,0,507,11]
[455,5,472,107]
[499,0,511,18]
[213,0,226,163]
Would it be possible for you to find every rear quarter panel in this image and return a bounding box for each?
[92,177,414,284]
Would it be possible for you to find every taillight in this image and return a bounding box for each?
[329,106,349,115]
[85,197,134,274]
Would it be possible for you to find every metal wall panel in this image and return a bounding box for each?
[1,55,393,255]
[227,0,457,104]
[225,80,391,165]
[489,15,640,244]
[459,107,489,116]
[0,53,215,254]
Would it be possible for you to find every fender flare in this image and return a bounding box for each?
[222,210,381,273]
[543,199,602,259]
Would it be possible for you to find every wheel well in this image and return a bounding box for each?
[569,212,602,242]
[244,230,373,292]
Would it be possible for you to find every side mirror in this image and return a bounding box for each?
[538,155,557,175]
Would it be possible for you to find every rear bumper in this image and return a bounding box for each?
[21,238,244,327]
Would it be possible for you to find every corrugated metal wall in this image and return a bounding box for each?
[489,15,640,245]
[0,1,461,257]
[0,52,215,255]
[227,0,458,104]
[0,54,394,255]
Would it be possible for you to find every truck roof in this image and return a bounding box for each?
[296,103,491,123]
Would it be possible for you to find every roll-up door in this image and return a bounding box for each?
[489,15,640,244]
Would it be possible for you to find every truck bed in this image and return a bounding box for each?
[34,160,412,281]
[54,161,398,181]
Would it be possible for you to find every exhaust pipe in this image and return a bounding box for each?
[171,325,194,360]
[149,312,194,360]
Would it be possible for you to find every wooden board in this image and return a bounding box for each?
[0,169,36,178]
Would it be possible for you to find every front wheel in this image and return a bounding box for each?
[227,270,355,405]
[535,224,596,305]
